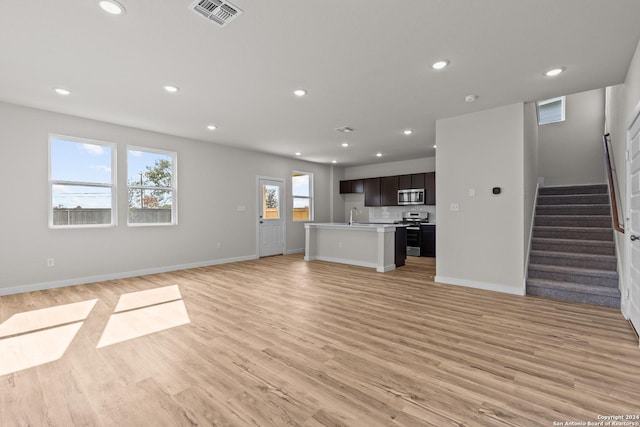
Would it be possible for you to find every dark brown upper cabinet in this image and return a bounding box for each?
[398,173,425,190]
[425,172,436,205]
[364,178,381,206]
[380,176,399,206]
[339,179,364,194]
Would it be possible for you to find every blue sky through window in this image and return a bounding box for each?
[50,138,113,209]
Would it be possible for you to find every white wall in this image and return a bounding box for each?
[344,157,435,180]
[435,103,526,295]
[342,157,436,223]
[538,88,606,187]
[0,102,333,294]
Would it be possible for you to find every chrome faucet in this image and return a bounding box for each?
[349,207,359,225]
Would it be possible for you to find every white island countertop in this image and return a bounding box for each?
[304,222,401,272]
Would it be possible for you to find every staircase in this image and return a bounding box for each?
[527,184,621,308]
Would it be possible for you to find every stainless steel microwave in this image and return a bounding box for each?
[398,188,425,205]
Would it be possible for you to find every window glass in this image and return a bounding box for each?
[292,172,313,221]
[537,96,565,125]
[127,147,177,225]
[263,184,280,219]
[49,135,115,227]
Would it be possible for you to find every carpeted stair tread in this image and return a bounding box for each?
[538,185,607,195]
[528,263,618,280]
[532,226,614,241]
[536,204,611,215]
[526,279,621,308]
[534,215,612,227]
[526,278,621,297]
[537,194,609,205]
[529,250,617,270]
[531,237,615,255]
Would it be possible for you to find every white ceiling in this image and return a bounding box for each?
[1,1,640,166]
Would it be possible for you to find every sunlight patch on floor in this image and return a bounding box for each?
[97,286,190,348]
[0,299,97,376]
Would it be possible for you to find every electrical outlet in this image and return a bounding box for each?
[216,242,221,249]
[338,241,343,248]
[450,203,460,212]
[47,258,55,267]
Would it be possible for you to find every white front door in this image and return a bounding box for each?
[258,178,285,257]
[626,111,640,337]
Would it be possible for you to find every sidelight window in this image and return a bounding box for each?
[292,171,313,221]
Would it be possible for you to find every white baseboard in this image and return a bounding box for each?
[285,248,304,255]
[308,255,378,270]
[435,275,525,296]
[0,254,259,297]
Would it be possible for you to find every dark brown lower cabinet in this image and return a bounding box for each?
[420,224,436,257]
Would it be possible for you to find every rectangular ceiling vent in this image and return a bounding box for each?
[190,0,242,28]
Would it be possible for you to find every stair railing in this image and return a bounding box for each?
[603,133,625,233]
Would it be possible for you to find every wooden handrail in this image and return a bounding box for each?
[603,133,624,233]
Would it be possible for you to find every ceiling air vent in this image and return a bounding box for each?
[190,0,242,28]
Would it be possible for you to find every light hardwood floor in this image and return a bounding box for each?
[1,255,639,426]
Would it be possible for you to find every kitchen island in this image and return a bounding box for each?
[304,223,405,272]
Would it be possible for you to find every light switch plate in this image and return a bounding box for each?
[450,203,460,212]
[236,205,246,212]
[468,188,475,197]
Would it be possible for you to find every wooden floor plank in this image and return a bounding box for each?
[0,254,638,426]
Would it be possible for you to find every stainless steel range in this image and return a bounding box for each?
[398,212,430,256]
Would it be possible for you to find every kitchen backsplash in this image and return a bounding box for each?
[343,194,436,224]
[369,205,436,223]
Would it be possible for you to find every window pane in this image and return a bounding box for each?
[537,97,565,125]
[263,185,280,219]
[52,185,112,225]
[127,147,176,225]
[51,138,112,184]
[292,174,309,197]
[293,197,310,221]
[128,189,173,224]
[128,150,173,187]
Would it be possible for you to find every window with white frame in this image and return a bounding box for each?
[49,135,117,228]
[537,96,566,125]
[127,147,177,225]
[292,171,313,221]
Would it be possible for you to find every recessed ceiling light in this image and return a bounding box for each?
[341,142,349,147]
[295,152,301,156]
[376,153,383,157]
[545,67,565,77]
[207,124,217,130]
[403,129,413,135]
[465,95,478,103]
[432,60,449,70]
[99,0,125,15]
[331,160,337,164]
[163,85,179,93]
[293,89,307,97]
[54,87,71,96]
[433,145,437,148]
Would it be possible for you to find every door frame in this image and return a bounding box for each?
[256,175,287,257]
[624,102,640,339]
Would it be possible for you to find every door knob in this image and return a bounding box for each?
[631,235,640,241]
